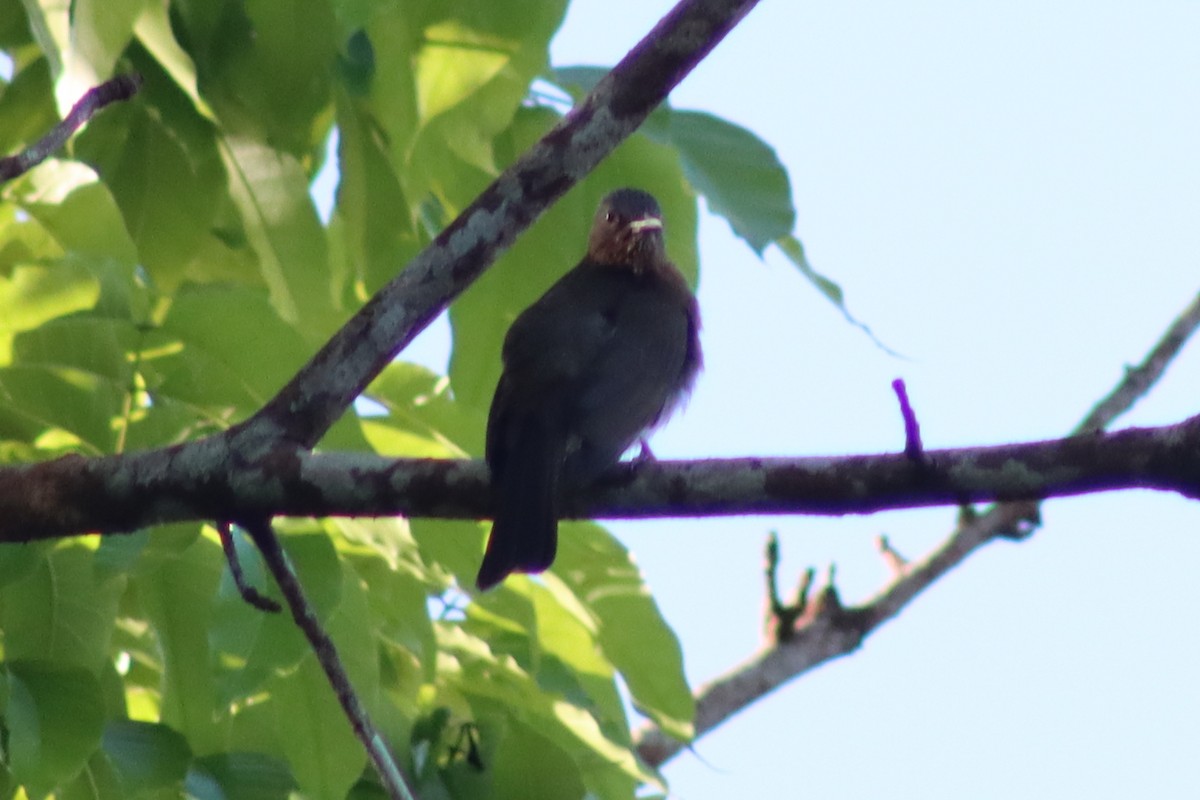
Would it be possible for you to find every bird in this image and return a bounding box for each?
[475,188,702,591]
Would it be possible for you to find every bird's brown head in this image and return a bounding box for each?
[586,188,667,270]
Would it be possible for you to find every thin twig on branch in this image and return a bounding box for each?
[216,521,281,612]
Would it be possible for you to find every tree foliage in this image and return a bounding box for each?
[0,1,800,797]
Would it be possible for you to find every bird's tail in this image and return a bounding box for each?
[475,424,562,591]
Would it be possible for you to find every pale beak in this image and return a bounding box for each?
[628,216,663,234]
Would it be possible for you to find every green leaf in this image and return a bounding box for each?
[59,748,125,800]
[371,1,567,197]
[187,752,296,800]
[12,312,136,383]
[444,623,652,798]
[211,530,341,705]
[0,260,98,341]
[101,719,192,796]
[131,0,215,120]
[364,361,482,456]
[135,528,224,753]
[93,529,148,579]
[357,8,420,170]
[551,68,796,253]
[14,160,138,265]
[332,89,420,296]
[61,0,146,104]
[0,56,57,158]
[267,654,365,800]
[530,581,628,738]
[659,109,795,254]
[20,0,69,78]
[339,529,436,685]
[776,234,842,305]
[555,522,695,742]
[75,96,223,291]
[546,65,607,99]
[409,518,490,597]
[234,0,336,156]
[0,0,33,49]
[415,20,512,124]
[147,283,312,412]
[481,720,585,800]
[428,2,568,166]
[0,312,142,452]
[218,136,338,336]
[0,541,124,672]
[5,660,106,796]
[0,541,49,590]
[0,363,123,451]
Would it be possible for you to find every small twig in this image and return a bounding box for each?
[0,74,143,184]
[764,533,783,614]
[813,564,843,617]
[1075,289,1200,433]
[240,517,418,800]
[762,533,816,643]
[790,564,817,616]
[891,378,925,463]
[875,534,909,577]
[215,522,281,612]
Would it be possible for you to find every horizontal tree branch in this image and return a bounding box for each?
[2,414,1198,542]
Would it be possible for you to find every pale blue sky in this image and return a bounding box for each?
[543,3,1200,798]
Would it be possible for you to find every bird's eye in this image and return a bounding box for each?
[605,211,617,223]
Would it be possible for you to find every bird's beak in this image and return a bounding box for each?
[628,216,663,234]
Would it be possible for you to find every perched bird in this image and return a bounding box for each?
[476,188,702,591]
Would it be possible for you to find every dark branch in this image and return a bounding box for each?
[0,74,142,183]
[215,522,281,613]
[1,416,1199,541]
[891,378,925,463]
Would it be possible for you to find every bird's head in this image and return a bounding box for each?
[587,188,667,270]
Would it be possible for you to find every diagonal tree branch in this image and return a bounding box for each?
[632,287,1200,768]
